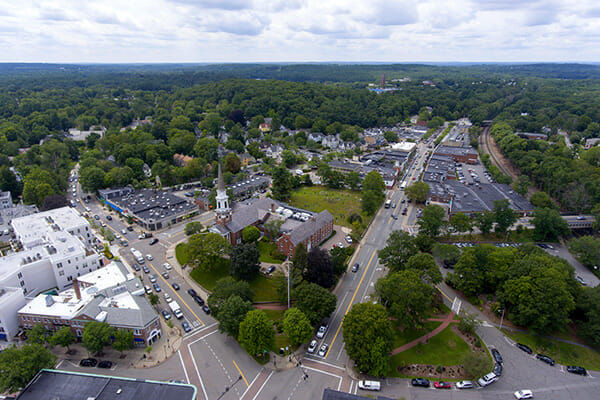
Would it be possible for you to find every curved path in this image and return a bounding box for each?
[391,312,457,355]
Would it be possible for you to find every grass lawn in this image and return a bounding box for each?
[387,324,471,377]
[502,329,600,370]
[392,321,442,349]
[289,186,364,228]
[189,257,279,302]
[257,239,284,264]
[175,243,191,265]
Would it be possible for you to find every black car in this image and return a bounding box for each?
[411,378,430,387]
[149,238,159,245]
[193,295,205,306]
[187,288,198,297]
[391,214,398,220]
[172,283,180,291]
[202,305,210,314]
[516,343,533,354]
[98,360,112,369]
[127,225,134,231]
[351,263,359,273]
[142,266,150,274]
[133,264,141,272]
[491,348,503,364]
[265,265,276,274]
[106,215,112,221]
[162,309,172,320]
[567,366,587,375]
[80,358,98,367]
[161,272,169,279]
[182,321,192,333]
[536,354,555,366]
[493,362,502,376]
[537,243,548,249]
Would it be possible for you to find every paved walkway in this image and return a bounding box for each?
[391,312,456,355]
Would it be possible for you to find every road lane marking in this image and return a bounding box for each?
[177,350,191,387]
[233,359,249,387]
[325,249,377,358]
[187,342,209,400]
[240,371,262,399]
[149,262,204,325]
[251,370,273,400]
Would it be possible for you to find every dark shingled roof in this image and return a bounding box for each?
[17,370,196,400]
[288,210,333,245]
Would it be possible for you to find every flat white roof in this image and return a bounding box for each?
[391,142,417,152]
[12,206,88,249]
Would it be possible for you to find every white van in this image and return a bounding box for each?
[358,380,381,391]
[478,372,498,387]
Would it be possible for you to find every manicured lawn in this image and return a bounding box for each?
[387,324,472,377]
[175,243,191,265]
[189,257,279,302]
[392,321,442,349]
[257,239,284,264]
[289,186,364,228]
[502,329,600,370]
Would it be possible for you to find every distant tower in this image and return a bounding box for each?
[215,162,231,225]
[380,73,386,87]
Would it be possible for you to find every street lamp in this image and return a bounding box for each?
[498,308,505,331]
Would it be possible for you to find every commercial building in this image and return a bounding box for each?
[17,369,196,400]
[434,145,478,164]
[0,207,103,341]
[517,132,548,140]
[18,260,161,346]
[229,175,270,199]
[101,188,199,231]
[0,190,12,208]
[423,155,456,183]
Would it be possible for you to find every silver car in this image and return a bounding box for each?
[307,340,317,354]
[318,344,328,357]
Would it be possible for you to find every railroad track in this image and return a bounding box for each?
[479,126,519,180]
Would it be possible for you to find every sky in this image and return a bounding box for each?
[0,0,599,63]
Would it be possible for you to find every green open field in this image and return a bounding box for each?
[503,329,600,370]
[392,321,442,349]
[289,186,364,228]
[257,239,284,264]
[189,257,279,302]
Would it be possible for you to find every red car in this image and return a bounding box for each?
[434,381,451,389]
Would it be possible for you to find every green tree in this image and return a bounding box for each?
[361,171,385,215]
[532,207,570,241]
[476,211,495,235]
[432,243,461,265]
[82,321,113,355]
[405,253,443,284]
[493,199,517,234]
[224,152,241,173]
[449,212,472,234]
[418,205,446,237]
[26,323,49,345]
[576,286,600,348]
[384,131,398,143]
[304,247,335,288]
[49,326,76,352]
[568,236,600,268]
[375,270,435,328]
[346,171,360,190]
[530,191,554,209]
[148,293,160,306]
[0,344,56,393]
[294,283,337,325]
[79,166,106,193]
[238,310,275,356]
[230,243,261,280]
[242,225,261,243]
[263,218,284,239]
[187,232,231,270]
[208,277,254,311]
[378,230,419,271]
[271,165,292,201]
[112,329,134,355]
[194,137,219,161]
[343,302,394,377]
[281,308,313,346]
[213,295,253,338]
[184,221,203,236]
[461,351,490,379]
[405,181,430,203]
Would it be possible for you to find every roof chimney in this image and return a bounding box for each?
[73,279,81,300]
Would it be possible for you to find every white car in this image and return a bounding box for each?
[146,254,153,261]
[358,380,380,391]
[514,390,534,399]
[163,263,172,270]
[121,229,127,235]
[477,372,498,387]
[148,274,156,283]
[307,340,317,354]
[456,380,474,389]
[317,344,328,357]
[345,235,352,244]
[164,293,172,303]
[316,325,327,338]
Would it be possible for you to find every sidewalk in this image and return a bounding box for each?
[391,312,456,355]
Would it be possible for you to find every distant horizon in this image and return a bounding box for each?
[1,61,600,66]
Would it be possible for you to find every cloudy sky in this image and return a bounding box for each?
[0,0,599,63]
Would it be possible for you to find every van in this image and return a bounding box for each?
[477,372,498,387]
[358,380,380,391]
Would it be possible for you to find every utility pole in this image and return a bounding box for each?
[286,257,290,309]
[499,308,505,331]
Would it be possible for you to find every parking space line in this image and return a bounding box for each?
[233,360,249,387]
[149,262,204,325]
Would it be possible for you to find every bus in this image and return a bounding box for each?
[400,181,407,190]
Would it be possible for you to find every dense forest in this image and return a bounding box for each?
[1,63,600,212]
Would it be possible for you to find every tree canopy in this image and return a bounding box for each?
[293,283,337,325]
[0,344,56,393]
[238,310,275,356]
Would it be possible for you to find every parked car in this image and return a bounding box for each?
[148,274,156,283]
[536,354,555,366]
[106,215,112,221]
[345,235,352,244]
[163,263,172,270]
[161,272,169,279]
[358,380,381,391]
[411,378,430,387]
[193,295,205,306]
[187,288,198,297]
[172,283,180,290]
[181,321,192,333]
[493,362,503,376]
[80,358,98,367]
[144,286,152,295]
[516,343,533,354]
[491,348,503,363]
[434,381,451,389]
[153,283,161,292]
[478,372,499,387]
[164,293,172,303]
[455,380,473,389]
[161,310,171,320]
[567,366,587,375]
[307,340,318,354]
[576,276,587,286]
[149,238,159,245]
[514,389,534,399]
[97,360,112,369]
[142,266,150,274]
[202,305,210,314]
[133,264,140,272]
[316,325,327,338]
[265,265,276,274]
[351,263,359,273]
[317,344,328,357]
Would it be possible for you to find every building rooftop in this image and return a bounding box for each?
[11,207,88,249]
[107,189,197,223]
[17,369,196,400]
[435,145,478,157]
[446,181,533,214]
[390,142,417,152]
[228,176,270,196]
